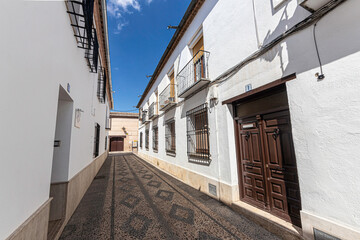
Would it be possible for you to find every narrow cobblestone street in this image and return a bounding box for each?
[60,153,280,240]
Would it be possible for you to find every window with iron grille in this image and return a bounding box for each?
[140,132,143,148]
[97,67,107,103]
[153,126,158,151]
[93,123,100,158]
[67,0,98,73]
[165,119,176,154]
[186,104,210,162]
[145,129,149,150]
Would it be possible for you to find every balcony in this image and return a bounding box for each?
[299,0,332,11]
[141,111,150,124]
[177,50,210,98]
[66,0,98,73]
[159,84,177,111]
[148,102,158,120]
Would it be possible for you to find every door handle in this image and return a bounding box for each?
[245,131,250,141]
[272,128,280,140]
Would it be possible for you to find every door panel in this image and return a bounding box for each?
[110,137,124,152]
[237,120,267,208]
[262,111,301,226]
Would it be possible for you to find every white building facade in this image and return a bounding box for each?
[0,0,113,239]
[137,0,360,239]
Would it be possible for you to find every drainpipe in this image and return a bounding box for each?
[209,84,222,201]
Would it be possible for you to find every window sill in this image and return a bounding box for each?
[166,151,176,157]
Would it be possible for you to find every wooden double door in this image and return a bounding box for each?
[110,137,124,152]
[236,110,301,227]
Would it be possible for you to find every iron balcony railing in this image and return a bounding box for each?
[149,102,158,119]
[141,111,148,124]
[177,50,210,97]
[66,0,98,73]
[159,84,176,110]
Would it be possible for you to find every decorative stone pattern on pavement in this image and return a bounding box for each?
[60,153,280,240]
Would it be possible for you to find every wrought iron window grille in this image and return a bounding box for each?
[186,103,211,164]
[140,132,143,148]
[66,0,98,73]
[152,126,158,151]
[93,123,100,158]
[145,129,149,150]
[97,67,107,103]
[177,50,210,97]
[165,119,176,155]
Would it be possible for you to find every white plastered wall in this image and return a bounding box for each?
[0,1,110,239]
[138,0,360,235]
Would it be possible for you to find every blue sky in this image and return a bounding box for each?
[107,0,191,112]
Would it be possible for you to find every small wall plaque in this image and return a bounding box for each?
[245,84,252,92]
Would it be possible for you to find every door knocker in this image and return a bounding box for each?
[272,128,280,140]
[245,131,250,141]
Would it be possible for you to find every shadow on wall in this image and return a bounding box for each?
[180,88,209,119]
[260,0,360,78]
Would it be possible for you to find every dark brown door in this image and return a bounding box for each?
[261,111,301,226]
[236,110,301,227]
[110,137,124,152]
[237,118,267,209]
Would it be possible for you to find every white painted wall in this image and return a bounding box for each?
[139,0,360,233]
[0,1,110,239]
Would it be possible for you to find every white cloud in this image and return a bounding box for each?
[117,22,129,31]
[108,0,141,14]
[108,0,154,33]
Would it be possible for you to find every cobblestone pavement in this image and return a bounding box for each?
[60,153,280,240]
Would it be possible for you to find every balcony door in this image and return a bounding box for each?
[170,71,175,99]
[192,36,204,82]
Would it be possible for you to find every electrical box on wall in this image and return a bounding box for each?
[208,183,217,197]
[298,0,332,11]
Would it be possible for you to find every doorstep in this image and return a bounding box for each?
[231,201,303,240]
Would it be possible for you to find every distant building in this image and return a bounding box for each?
[137,0,360,240]
[1,0,112,239]
[109,112,139,152]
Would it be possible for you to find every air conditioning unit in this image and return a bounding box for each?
[298,0,332,11]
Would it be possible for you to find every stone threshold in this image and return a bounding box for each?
[231,201,303,240]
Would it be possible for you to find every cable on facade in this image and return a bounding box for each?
[313,21,325,80]
[211,0,346,87]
